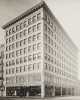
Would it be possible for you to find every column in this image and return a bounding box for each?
[3,87,6,96]
[52,86,55,96]
[61,86,62,96]
[41,83,45,98]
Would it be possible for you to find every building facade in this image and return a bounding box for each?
[2,1,80,98]
[0,44,4,96]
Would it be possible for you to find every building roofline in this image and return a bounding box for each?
[2,0,78,50]
[2,1,45,29]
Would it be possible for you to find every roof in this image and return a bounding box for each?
[2,1,45,29]
[2,0,78,50]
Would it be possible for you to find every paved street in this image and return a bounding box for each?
[1,96,80,100]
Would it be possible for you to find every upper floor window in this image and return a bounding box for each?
[28,18,32,25]
[32,25,36,32]
[9,29,12,35]
[12,27,15,34]
[28,36,32,44]
[37,23,41,30]
[28,27,32,34]
[20,22,23,30]
[16,25,20,32]
[37,13,41,20]
[32,15,36,23]
[6,31,8,37]
[23,21,27,28]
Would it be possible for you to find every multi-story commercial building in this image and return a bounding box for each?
[0,44,4,96]
[2,1,80,98]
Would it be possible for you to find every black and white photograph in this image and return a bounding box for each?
[0,0,80,100]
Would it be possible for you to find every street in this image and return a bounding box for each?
[0,96,80,100]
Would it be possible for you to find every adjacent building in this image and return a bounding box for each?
[0,44,4,96]
[2,1,80,98]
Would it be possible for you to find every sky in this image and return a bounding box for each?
[0,0,80,48]
[0,0,80,76]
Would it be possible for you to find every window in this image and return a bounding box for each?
[28,55,32,61]
[6,30,8,37]
[24,38,27,45]
[20,22,23,30]
[33,63,36,70]
[16,41,20,48]
[24,47,27,54]
[28,27,32,34]
[37,23,41,30]
[44,63,47,70]
[37,13,41,20]
[6,39,8,44]
[44,24,47,31]
[6,69,8,75]
[9,45,12,51]
[33,35,36,41]
[24,29,27,36]
[24,56,27,62]
[37,33,41,40]
[20,40,24,46]
[12,27,15,34]
[23,21,27,28]
[16,50,20,56]
[16,33,20,39]
[6,54,8,59]
[6,46,8,51]
[32,25,36,32]
[37,43,41,50]
[16,25,20,32]
[37,52,41,59]
[33,54,37,60]
[9,53,12,58]
[6,62,8,67]
[9,29,12,35]
[9,37,12,43]
[28,18,31,25]
[9,61,12,66]
[12,35,15,42]
[44,53,47,60]
[28,45,32,52]
[16,67,20,73]
[12,43,15,49]
[12,60,15,65]
[20,31,23,38]
[12,52,15,57]
[37,62,41,70]
[20,57,23,64]
[28,64,33,71]
[28,36,32,44]
[16,58,20,64]
[20,49,23,55]
[9,69,11,74]
[33,44,36,51]
[12,68,15,74]
[32,15,36,23]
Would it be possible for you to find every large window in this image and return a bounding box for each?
[32,15,36,23]
[37,13,41,20]
[37,23,41,30]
